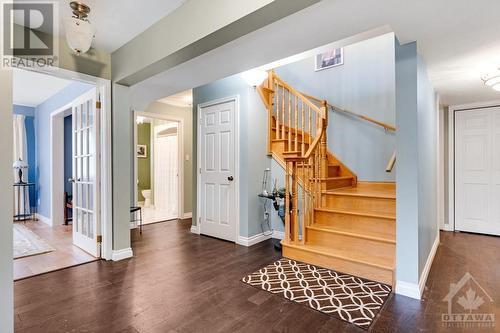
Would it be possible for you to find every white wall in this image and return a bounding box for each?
[0,69,14,332]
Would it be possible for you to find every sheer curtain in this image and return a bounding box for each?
[13,115,30,214]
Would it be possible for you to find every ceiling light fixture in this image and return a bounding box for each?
[65,1,95,55]
[242,69,269,87]
[482,70,500,92]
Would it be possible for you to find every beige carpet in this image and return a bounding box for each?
[242,258,392,330]
[13,223,55,259]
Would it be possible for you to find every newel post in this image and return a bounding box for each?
[320,101,329,206]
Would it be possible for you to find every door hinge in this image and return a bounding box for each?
[198,217,201,225]
[97,235,102,243]
[199,168,202,174]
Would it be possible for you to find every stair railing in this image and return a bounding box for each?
[258,70,328,245]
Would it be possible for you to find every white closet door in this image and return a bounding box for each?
[154,123,179,221]
[455,107,500,235]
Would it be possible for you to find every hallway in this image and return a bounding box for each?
[14,220,500,332]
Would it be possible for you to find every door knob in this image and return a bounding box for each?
[228,176,234,181]
[68,178,75,183]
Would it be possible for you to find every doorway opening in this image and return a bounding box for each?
[12,67,111,280]
[135,115,181,224]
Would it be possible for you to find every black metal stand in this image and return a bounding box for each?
[13,182,36,222]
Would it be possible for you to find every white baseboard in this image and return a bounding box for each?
[183,212,193,219]
[190,224,200,234]
[395,280,421,299]
[396,232,440,300]
[111,248,134,261]
[272,230,284,240]
[237,232,273,247]
[419,232,440,294]
[35,213,52,226]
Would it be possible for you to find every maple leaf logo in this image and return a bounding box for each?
[457,288,485,311]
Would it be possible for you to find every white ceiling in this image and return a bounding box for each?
[130,0,500,107]
[50,0,186,53]
[13,68,72,107]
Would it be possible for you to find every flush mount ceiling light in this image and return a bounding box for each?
[65,1,95,55]
[242,69,269,87]
[482,70,500,92]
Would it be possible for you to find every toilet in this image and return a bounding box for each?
[142,189,152,208]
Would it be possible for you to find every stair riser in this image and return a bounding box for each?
[324,195,395,216]
[315,210,395,238]
[282,244,393,285]
[306,228,395,261]
[326,178,354,189]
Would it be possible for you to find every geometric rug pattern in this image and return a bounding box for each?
[242,258,392,330]
[13,223,55,259]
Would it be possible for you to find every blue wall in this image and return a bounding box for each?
[13,105,37,207]
[64,115,73,196]
[275,33,396,181]
[193,74,272,238]
[35,82,94,219]
[395,39,439,292]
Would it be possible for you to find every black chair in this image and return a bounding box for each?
[130,206,143,234]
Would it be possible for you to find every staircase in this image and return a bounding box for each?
[257,71,396,286]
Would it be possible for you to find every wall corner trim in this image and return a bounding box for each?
[418,233,440,294]
[35,214,52,227]
[190,225,200,234]
[111,248,134,261]
[237,232,272,247]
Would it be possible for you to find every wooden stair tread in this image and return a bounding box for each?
[307,224,395,244]
[315,207,396,220]
[324,184,395,199]
[282,241,394,271]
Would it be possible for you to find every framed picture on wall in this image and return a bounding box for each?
[137,144,147,158]
[315,48,344,71]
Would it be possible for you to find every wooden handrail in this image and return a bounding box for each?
[302,92,396,132]
[386,150,396,172]
[273,74,322,115]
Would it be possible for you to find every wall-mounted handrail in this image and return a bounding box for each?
[302,92,396,132]
[386,150,396,172]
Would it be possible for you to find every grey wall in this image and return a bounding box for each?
[417,55,438,276]
[140,102,193,214]
[0,69,14,333]
[112,84,132,251]
[395,41,420,284]
[35,82,94,219]
[395,40,439,287]
[193,74,272,237]
[275,33,396,181]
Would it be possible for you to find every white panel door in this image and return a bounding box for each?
[72,89,100,257]
[455,107,500,235]
[154,122,179,221]
[199,99,236,242]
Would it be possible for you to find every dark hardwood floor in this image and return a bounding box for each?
[14,220,500,332]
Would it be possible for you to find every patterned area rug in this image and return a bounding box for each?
[242,258,392,330]
[13,223,55,259]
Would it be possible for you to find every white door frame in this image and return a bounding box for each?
[196,96,240,242]
[21,65,113,260]
[133,111,184,226]
[447,99,500,232]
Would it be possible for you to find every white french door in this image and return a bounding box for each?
[153,122,179,221]
[71,89,101,257]
[198,98,237,242]
[455,107,500,236]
